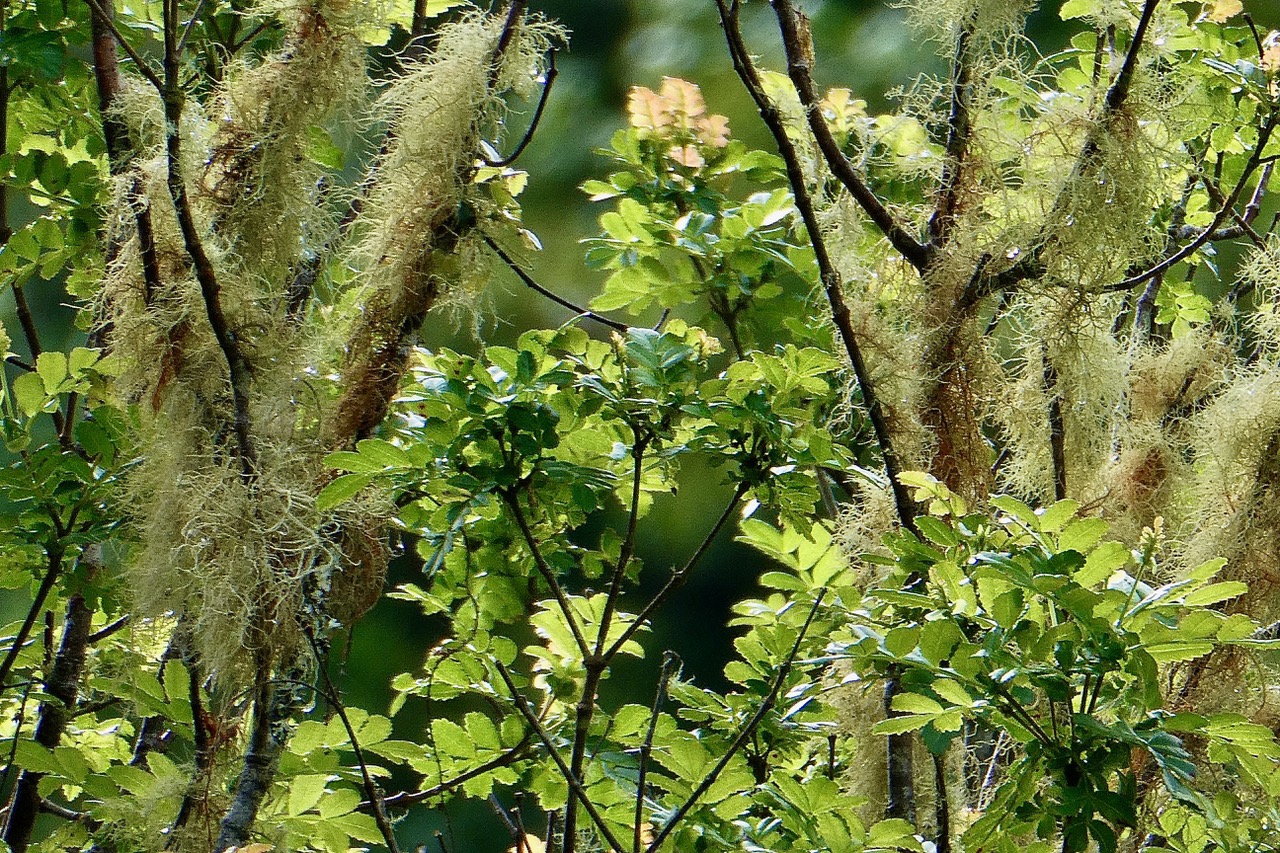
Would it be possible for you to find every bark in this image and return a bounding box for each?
[1,594,93,853]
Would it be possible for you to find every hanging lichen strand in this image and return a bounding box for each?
[327,10,561,444]
[99,2,557,685]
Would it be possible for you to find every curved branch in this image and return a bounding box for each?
[482,234,629,332]
[770,0,928,269]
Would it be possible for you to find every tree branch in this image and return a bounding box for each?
[305,631,402,853]
[502,490,592,659]
[158,2,258,480]
[769,1,928,269]
[644,592,826,853]
[482,234,629,332]
[371,735,533,811]
[0,547,64,704]
[82,0,165,92]
[2,593,93,853]
[633,652,678,853]
[606,481,748,660]
[928,11,978,250]
[494,662,628,853]
[1108,111,1279,292]
[717,1,921,536]
[485,49,558,168]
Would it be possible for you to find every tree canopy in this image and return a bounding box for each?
[4,1,1280,852]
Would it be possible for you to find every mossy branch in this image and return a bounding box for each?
[1109,111,1280,292]
[161,46,258,480]
[928,10,978,251]
[214,677,280,852]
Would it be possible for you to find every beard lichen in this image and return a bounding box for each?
[98,5,559,683]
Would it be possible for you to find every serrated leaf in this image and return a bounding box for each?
[354,438,413,469]
[35,351,67,394]
[870,714,934,736]
[1037,499,1079,533]
[1183,581,1248,607]
[12,372,48,417]
[1078,541,1128,586]
[891,693,944,715]
[288,774,329,815]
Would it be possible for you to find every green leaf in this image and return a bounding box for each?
[12,372,48,417]
[1059,517,1108,553]
[920,619,961,664]
[1146,641,1214,663]
[992,495,1038,529]
[1183,581,1248,607]
[1037,499,1079,533]
[35,351,67,394]
[319,788,362,819]
[915,515,958,546]
[891,693,944,715]
[288,774,329,815]
[1078,541,1128,586]
[871,714,934,736]
[354,438,413,469]
[316,473,374,511]
[931,679,974,708]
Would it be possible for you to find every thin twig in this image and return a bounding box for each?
[769,0,928,269]
[494,662,628,853]
[372,735,533,810]
[564,433,648,853]
[37,798,99,827]
[1102,0,1159,114]
[157,2,257,480]
[503,490,592,658]
[489,0,530,90]
[486,50,558,168]
[10,286,66,441]
[933,752,951,853]
[2,593,93,852]
[644,591,826,853]
[605,482,748,660]
[0,680,34,811]
[596,431,647,656]
[1108,111,1280,291]
[633,652,678,853]
[482,234,629,332]
[175,0,212,56]
[1044,359,1066,501]
[86,616,130,645]
[0,547,63,704]
[305,631,402,853]
[3,355,34,372]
